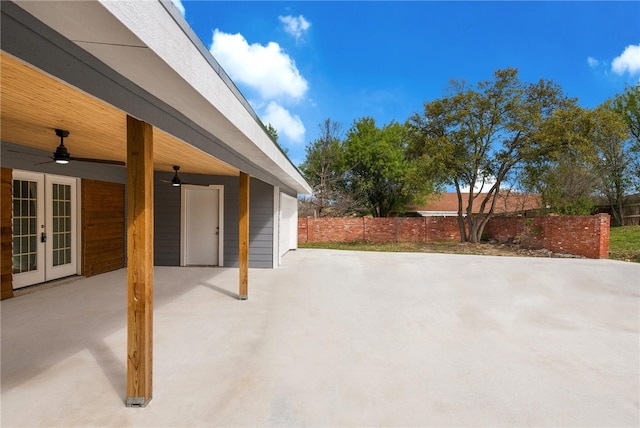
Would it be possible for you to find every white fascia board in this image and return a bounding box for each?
[101,1,311,194]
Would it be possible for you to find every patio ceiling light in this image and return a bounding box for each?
[160,165,211,188]
[53,129,71,164]
[51,128,125,166]
[171,165,181,187]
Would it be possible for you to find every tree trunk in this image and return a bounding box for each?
[455,184,468,242]
[465,192,476,242]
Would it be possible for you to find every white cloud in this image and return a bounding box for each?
[210,30,308,100]
[459,173,500,194]
[279,15,311,41]
[261,102,306,144]
[612,44,640,75]
[587,56,599,68]
[170,0,185,16]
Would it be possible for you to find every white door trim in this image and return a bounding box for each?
[180,185,224,267]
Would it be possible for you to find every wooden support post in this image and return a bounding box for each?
[125,116,154,407]
[239,172,250,300]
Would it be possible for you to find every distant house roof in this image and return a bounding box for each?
[406,192,542,216]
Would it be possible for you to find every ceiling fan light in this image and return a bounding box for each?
[172,175,181,186]
[53,143,71,164]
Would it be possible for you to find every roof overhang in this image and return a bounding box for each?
[1,0,311,194]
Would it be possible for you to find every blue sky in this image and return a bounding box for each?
[173,1,640,167]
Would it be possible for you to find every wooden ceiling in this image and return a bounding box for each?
[0,53,239,176]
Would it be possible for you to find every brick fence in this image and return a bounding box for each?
[298,214,611,259]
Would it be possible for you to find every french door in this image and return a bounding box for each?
[12,171,78,289]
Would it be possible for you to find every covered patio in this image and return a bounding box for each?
[2,250,638,426]
[1,0,310,407]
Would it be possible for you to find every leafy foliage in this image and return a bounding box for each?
[299,118,349,217]
[300,118,433,217]
[343,117,428,217]
[407,68,573,242]
[521,105,599,215]
[612,84,640,149]
[264,122,290,156]
[591,102,638,225]
[298,71,639,226]
[522,100,638,224]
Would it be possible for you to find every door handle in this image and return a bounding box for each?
[41,232,47,243]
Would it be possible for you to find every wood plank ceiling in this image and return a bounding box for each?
[0,53,239,176]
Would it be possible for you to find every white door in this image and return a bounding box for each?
[12,171,78,289]
[181,186,223,266]
[279,192,298,262]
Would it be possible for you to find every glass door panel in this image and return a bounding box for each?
[45,175,77,281]
[11,172,45,288]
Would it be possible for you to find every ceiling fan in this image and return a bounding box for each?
[47,129,125,166]
[7,129,125,166]
[160,165,210,187]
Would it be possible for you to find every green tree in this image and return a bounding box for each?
[591,102,638,226]
[612,84,640,148]
[521,105,598,215]
[265,122,289,156]
[612,84,640,192]
[265,123,279,142]
[299,119,349,217]
[343,117,425,217]
[407,68,573,242]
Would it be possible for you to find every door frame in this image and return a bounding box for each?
[12,170,81,289]
[180,184,224,267]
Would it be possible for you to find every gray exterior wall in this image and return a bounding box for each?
[154,172,274,269]
[2,144,276,269]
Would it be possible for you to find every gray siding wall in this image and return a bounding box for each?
[3,144,276,269]
[154,172,274,269]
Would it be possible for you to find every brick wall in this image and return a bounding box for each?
[298,217,462,244]
[484,214,610,259]
[298,214,610,259]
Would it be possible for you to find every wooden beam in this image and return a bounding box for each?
[239,172,250,300]
[125,116,154,407]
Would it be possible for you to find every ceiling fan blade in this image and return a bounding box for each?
[160,179,210,187]
[8,149,51,159]
[182,182,212,187]
[34,159,55,165]
[69,156,125,166]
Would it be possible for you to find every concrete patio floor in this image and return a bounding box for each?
[1,249,639,427]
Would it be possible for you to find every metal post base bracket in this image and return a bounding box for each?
[126,396,152,408]
[239,295,248,300]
